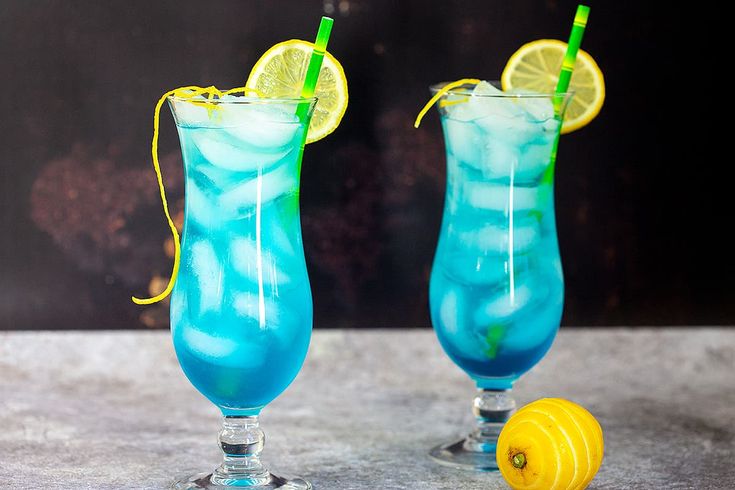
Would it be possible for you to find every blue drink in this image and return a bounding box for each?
[167,94,316,489]
[428,81,571,470]
[170,98,312,415]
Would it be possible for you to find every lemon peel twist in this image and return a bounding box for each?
[413,78,480,128]
[131,85,264,305]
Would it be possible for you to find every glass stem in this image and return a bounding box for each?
[463,389,516,453]
[211,415,269,485]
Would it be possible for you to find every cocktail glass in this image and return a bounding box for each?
[168,94,316,489]
[428,82,572,470]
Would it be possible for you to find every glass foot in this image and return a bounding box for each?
[429,438,499,471]
[174,416,311,489]
[173,472,311,489]
[429,389,516,471]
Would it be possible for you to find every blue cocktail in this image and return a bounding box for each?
[428,81,571,470]
[169,94,316,489]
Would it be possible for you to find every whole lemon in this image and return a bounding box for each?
[496,398,604,490]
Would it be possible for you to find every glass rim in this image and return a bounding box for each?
[430,81,574,99]
[168,94,318,105]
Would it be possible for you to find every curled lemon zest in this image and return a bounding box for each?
[205,86,219,118]
[413,78,481,128]
[438,96,469,108]
[132,85,262,305]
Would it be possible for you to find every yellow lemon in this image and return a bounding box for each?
[497,398,604,490]
[501,39,605,134]
[246,40,348,144]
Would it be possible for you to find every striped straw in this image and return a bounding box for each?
[296,16,333,125]
[555,5,590,95]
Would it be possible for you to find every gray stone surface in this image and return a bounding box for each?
[0,329,733,489]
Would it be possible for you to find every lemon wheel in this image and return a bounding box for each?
[501,39,605,134]
[246,40,348,143]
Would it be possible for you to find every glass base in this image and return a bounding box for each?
[429,390,517,472]
[429,438,499,472]
[173,472,311,489]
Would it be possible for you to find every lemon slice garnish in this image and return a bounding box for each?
[246,40,348,143]
[501,39,605,134]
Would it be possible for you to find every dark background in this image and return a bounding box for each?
[0,1,730,329]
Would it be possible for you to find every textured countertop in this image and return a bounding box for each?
[1,328,733,489]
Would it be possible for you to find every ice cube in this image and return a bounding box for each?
[442,118,484,166]
[489,285,559,354]
[543,118,562,133]
[484,139,520,176]
[443,82,521,122]
[463,182,540,215]
[550,257,563,282]
[170,95,212,126]
[439,286,461,335]
[517,95,555,122]
[190,240,223,313]
[437,82,476,122]
[218,163,297,213]
[455,84,539,146]
[181,327,236,358]
[472,82,525,119]
[458,220,540,254]
[231,291,260,321]
[169,290,186,328]
[482,136,553,183]
[230,238,292,286]
[192,131,293,173]
[185,178,220,228]
[474,283,535,324]
[232,292,301,345]
[232,291,298,332]
[437,286,487,361]
[219,104,300,149]
[180,327,267,368]
[517,141,554,181]
[268,213,298,258]
[476,113,540,146]
[189,160,241,192]
[442,253,509,286]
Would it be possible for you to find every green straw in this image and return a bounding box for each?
[295,16,334,171]
[295,16,333,126]
[544,4,590,184]
[301,16,334,99]
[555,4,590,95]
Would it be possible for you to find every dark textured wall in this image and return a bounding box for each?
[0,1,729,329]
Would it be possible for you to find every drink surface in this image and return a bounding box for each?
[169,99,312,415]
[430,82,564,390]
